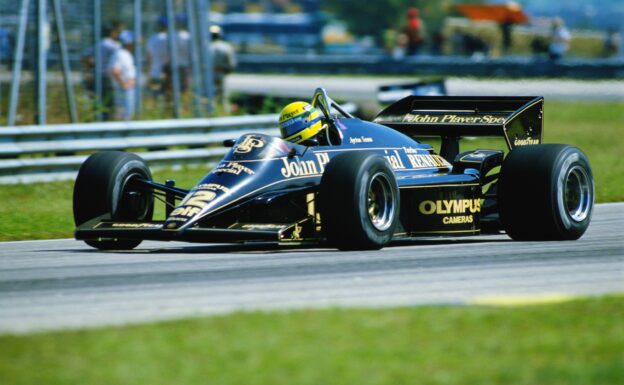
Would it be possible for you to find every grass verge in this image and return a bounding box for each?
[0,100,621,241]
[0,295,622,385]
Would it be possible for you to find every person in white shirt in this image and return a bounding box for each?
[108,30,136,121]
[549,18,571,60]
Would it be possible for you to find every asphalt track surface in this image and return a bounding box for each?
[228,75,624,102]
[0,203,622,334]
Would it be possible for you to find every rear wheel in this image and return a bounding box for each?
[73,151,154,250]
[319,152,400,250]
[498,144,594,240]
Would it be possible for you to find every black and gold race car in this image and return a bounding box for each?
[73,88,594,250]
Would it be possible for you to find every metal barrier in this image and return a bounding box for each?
[0,114,280,184]
[238,54,624,79]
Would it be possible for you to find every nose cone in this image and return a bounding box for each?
[162,181,233,231]
[162,133,294,232]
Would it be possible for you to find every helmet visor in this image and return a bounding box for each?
[280,112,321,139]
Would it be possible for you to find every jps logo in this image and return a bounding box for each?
[234,135,265,153]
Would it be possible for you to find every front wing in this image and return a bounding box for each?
[75,217,317,244]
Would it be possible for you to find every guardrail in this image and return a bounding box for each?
[238,54,624,79]
[0,114,280,184]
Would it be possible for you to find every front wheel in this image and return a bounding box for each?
[73,151,154,250]
[498,144,594,240]
[319,152,400,250]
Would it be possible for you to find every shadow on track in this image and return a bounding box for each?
[65,234,511,255]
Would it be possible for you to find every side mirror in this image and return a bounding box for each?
[223,139,236,147]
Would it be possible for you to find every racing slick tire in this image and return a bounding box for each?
[320,152,400,250]
[73,151,154,250]
[498,144,594,241]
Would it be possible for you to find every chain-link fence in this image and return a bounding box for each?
[0,0,326,125]
[0,0,216,125]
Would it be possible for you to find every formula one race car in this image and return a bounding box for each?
[73,88,594,250]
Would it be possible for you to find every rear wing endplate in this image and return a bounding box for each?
[374,96,544,160]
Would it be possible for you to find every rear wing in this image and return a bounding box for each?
[374,96,544,161]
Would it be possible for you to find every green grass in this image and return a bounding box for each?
[546,101,624,203]
[0,100,621,241]
[0,295,622,385]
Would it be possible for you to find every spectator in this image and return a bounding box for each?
[530,35,549,57]
[100,20,124,120]
[431,30,446,56]
[108,30,136,121]
[0,27,14,63]
[464,33,490,58]
[80,48,96,92]
[450,28,465,55]
[500,17,513,54]
[210,25,236,113]
[392,32,408,60]
[548,17,571,60]
[403,7,426,56]
[175,13,192,92]
[603,29,620,57]
[382,28,398,56]
[146,16,169,97]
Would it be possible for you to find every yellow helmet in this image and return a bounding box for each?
[279,101,323,144]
